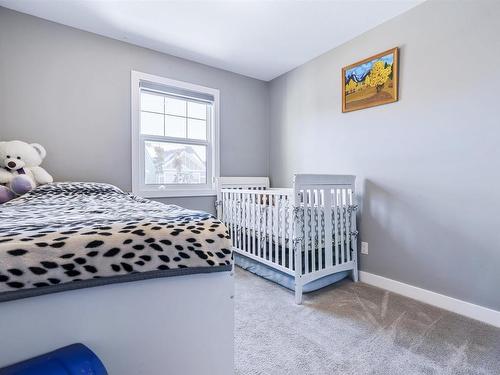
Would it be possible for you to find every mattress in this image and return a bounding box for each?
[0,182,232,302]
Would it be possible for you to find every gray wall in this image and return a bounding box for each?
[2,2,499,311]
[269,0,500,310]
[0,7,269,213]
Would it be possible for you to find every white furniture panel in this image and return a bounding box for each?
[0,271,234,375]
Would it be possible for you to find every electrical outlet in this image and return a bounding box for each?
[361,242,369,255]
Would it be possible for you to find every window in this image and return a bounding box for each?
[131,71,220,197]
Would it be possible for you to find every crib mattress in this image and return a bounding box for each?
[0,182,232,302]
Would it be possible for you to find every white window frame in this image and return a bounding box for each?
[131,71,220,198]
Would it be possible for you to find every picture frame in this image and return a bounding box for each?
[342,47,399,113]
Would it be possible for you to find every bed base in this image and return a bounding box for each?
[216,174,358,304]
[0,271,234,375]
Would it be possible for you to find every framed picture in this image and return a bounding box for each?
[342,47,399,113]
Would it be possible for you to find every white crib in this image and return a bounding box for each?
[216,174,358,304]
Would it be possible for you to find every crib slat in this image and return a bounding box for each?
[234,192,239,250]
[263,195,268,260]
[222,191,226,225]
[238,192,242,251]
[332,189,339,265]
[228,192,232,247]
[346,189,352,262]
[257,194,262,258]
[323,189,333,267]
[232,192,236,249]
[304,190,310,274]
[252,193,256,256]
[317,190,323,270]
[243,192,247,254]
[230,192,235,249]
[316,190,325,269]
[274,195,278,264]
[281,195,286,267]
[274,196,279,265]
[268,195,272,262]
[288,197,294,270]
[247,193,251,255]
[310,190,316,272]
[339,189,345,264]
[270,195,274,263]
[243,193,250,253]
[350,189,357,266]
[270,195,274,264]
[246,192,249,254]
[225,192,229,226]
[315,189,320,271]
[240,192,244,253]
[226,192,230,236]
[241,192,245,252]
[246,192,250,255]
[241,193,244,250]
[294,190,303,277]
[233,193,239,248]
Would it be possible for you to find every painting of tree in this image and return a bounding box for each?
[342,47,399,112]
[365,61,392,92]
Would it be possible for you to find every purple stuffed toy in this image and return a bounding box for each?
[0,140,53,204]
[0,185,16,203]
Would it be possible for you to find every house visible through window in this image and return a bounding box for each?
[132,71,219,197]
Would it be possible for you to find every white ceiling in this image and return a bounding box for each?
[0,0,422,81]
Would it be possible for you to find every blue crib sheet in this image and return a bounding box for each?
[235,253,349,293]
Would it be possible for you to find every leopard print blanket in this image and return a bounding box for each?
[0,182,232,301]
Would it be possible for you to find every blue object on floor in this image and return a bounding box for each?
[0,343,108,375]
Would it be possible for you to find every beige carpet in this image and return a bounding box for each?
[235,267,500,375]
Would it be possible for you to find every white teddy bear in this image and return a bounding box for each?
[0,140,53,203]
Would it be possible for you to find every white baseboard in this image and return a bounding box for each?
[359,271,500,328]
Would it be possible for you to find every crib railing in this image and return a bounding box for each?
[220,189,294,275]
[217,174,358,304]
[293,175,358,292]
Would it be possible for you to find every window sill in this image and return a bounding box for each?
[133,189,217,198]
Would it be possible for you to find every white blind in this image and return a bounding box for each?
[140,80,214,103]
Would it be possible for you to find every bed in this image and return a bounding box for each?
[216,174,358,304]
[0,182,234,374]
